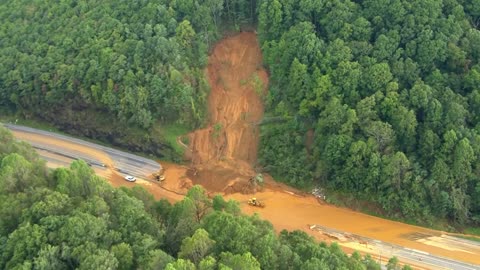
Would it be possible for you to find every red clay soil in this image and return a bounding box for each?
[226,191,480,265]
[178,32,480,266]
[187,32,268,192]
[14,32,480,268]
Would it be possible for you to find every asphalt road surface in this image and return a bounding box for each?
[4,123,161,179]
[310,225,480,270]
[4,123,480,270]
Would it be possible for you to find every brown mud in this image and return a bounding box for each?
[186,32,268,193]
[175,32,480,266]
[13,32,480,267]
[13,130,183,202]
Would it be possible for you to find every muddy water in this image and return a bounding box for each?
[226,191,480,265]
[182,32,480,266]
[14,32,480,267]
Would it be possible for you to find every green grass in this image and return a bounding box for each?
[212,122,223,138]
[0,114,122,151]
[251,73,265,98]
[464,227,480,237]
[240,78,248,86]
[456,234,480,243]
[0,115,61,133]
[158,123,190,156]
[0,113,168,161]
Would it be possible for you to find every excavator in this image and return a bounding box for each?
[248,197,265,208]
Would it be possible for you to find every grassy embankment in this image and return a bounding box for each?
[0,114,189,163]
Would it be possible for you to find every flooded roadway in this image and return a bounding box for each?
[5,122,480,269]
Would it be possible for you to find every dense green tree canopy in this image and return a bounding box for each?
[0,0,218,128]
[2,0,479,229]
[0,0,260,128]
[258,0,480,225]
[0,126,378,269]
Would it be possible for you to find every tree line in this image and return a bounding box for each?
[0,126,393,270]
[257,0,480,226]
[0,0,258,129]
[0,0,263,157]
[2,0,480,228]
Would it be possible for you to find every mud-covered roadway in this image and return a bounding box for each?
[9,121,480,270]
[8,32,480,270]
[183,32,480,269]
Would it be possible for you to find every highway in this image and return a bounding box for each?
[4,123,161,180]
[4,123,480,270]
[310,225,480,270]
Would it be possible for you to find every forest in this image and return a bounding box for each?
[0,126,391,270]
[0,0,255,157]
[257,0,480,226]
[1,0,480,227]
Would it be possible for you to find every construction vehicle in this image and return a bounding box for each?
[248,197,265,208]
[152,168,166,182]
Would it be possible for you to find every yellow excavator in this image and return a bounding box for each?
[248,197,265,208]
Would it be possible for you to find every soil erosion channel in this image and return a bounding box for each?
[186,32,268,193]
[181,32,480,267]
[13,32,480,268]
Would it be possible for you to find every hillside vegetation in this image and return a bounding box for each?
[0,0,256,157]
[257,0,480,226]
[2,0,480,227]
[0,126,387,270]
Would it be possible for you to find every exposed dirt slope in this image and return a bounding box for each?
[180,32,480,267]
[187,32,268,192]
[14,32,480,268]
